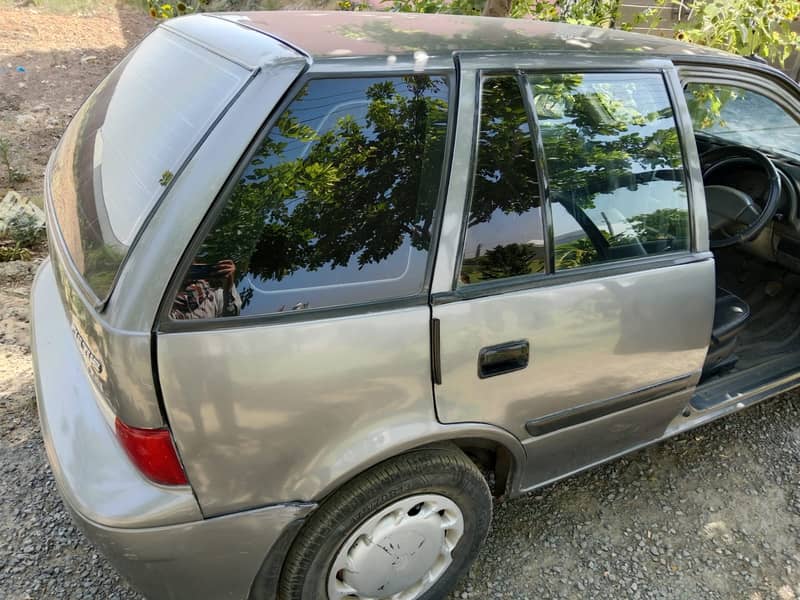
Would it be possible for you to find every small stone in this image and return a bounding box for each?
[0,191,46,237]
[14,113,35,126]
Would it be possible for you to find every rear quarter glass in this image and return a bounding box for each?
[48,27,250,301]
[169,74,450,320]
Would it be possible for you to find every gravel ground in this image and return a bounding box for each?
[1,5,800,600]
[452,397,800,600]
[1,254,799,600]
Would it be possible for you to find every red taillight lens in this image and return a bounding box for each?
[114,418,189,486]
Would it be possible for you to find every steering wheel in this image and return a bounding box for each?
[701,146,782,249]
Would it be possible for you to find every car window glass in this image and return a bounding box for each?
[685,82,800,161]
[170,75,449,320]
[459,76,545,286]
[49,29,248,300]
[530,72,690,271]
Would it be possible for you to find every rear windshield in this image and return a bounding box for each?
[49,28,249,300]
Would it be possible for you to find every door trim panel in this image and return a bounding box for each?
[520,385,693,491]
[525,371,696,436]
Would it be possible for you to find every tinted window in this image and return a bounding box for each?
[685,82,800,161]
[530,73,690,271]
[50,29,248,299]
[459,77,545,286]
[171,76,449,320]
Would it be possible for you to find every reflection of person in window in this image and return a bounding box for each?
[170,259,241,319]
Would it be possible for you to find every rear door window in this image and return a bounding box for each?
[459,76,546,286]
[170,75,450,320]
[530,72,691,271]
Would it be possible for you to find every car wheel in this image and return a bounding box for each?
[277,447,492,600]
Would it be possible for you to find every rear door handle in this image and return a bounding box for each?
[478,340,530,379]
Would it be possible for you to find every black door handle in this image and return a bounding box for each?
[478,340,530,379]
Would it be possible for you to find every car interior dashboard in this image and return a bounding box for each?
[696,133,800,270]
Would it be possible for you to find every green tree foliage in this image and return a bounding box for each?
[674,0,800,67]
[389,0,482,13]
[629,207,690,243]
[147,0,200,18]
[554,236,598,269]
[510,0,623,27]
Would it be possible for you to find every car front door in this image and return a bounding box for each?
[432,56,716,491]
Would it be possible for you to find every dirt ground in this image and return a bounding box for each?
[0,3,153,199]
[0,5,799,600]
[0,1,152,407]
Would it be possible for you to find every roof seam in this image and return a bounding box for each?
[160,20,257,70]
[205,13,311,60]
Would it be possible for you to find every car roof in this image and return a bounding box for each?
[211,10,732,61]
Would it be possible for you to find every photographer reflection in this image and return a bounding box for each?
[170,259,242,320]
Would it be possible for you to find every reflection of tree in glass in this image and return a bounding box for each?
[460,77,544,284]
[553,207,689,270]
[628,208,689,244]
[468,77,541,227]
[533,73,684,212]
[533,73,689,267]
[198,76,448,290]
[554,237,599,270]
[463,243,546,283]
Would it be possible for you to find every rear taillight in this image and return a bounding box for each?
[114,418,189,486]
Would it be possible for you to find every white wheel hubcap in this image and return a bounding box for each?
[327,494,464,600]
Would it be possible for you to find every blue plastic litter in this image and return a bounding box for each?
[16,66,25,73]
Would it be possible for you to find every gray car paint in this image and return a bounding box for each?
[159,305,448,515]
[32,11,800,600]
[156,50,718,516]
[217,10,733,60]
[68,496,313,600]
[33,260,202,528]
[433,260,715,437]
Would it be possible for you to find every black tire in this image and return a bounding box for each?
[277,447,492,600]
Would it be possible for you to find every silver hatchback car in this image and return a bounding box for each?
[32,10,800,600]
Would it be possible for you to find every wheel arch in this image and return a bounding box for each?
[314,423,527,503]
[248,423,525,600]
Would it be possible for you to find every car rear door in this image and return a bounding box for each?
[432,55,716,491]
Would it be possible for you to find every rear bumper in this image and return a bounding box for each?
[32,259,314,599]
[67,501,312,600]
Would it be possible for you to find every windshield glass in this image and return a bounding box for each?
[685,82,800,161]
[49,28,247,300]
